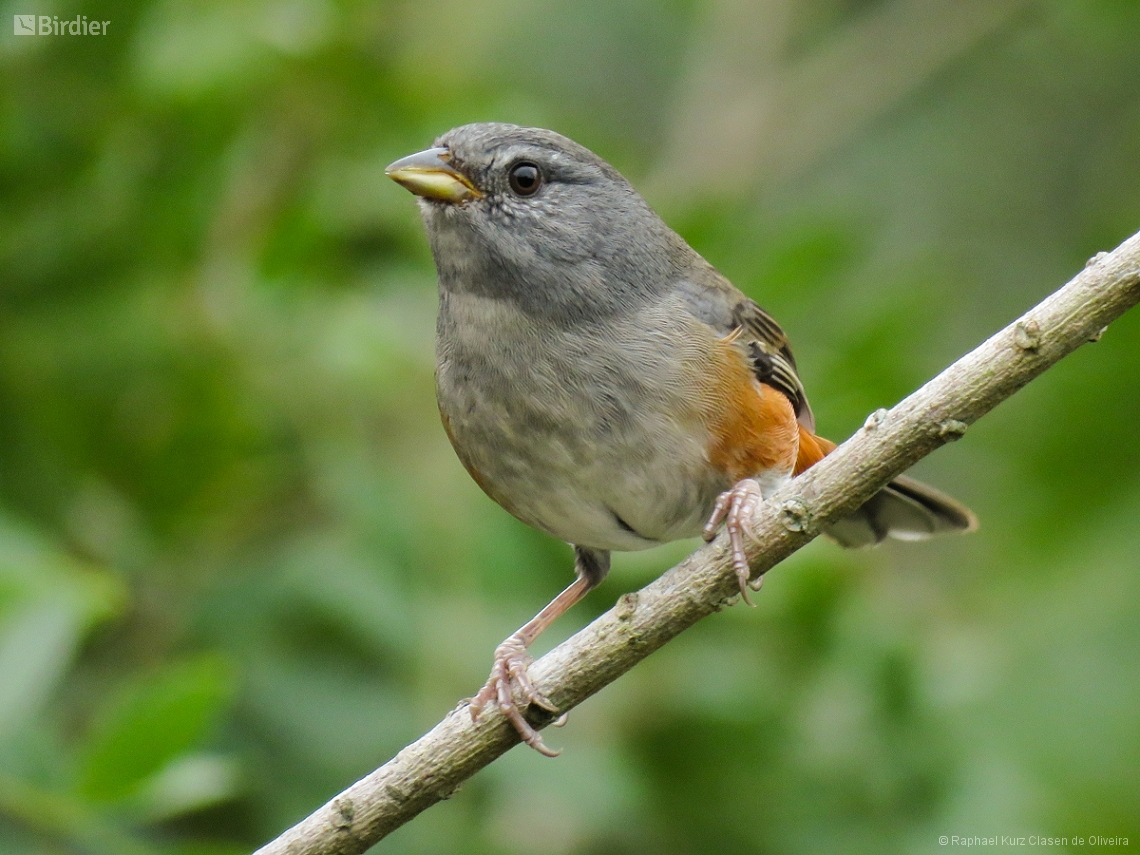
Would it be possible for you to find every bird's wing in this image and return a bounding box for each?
[676,266,816,433]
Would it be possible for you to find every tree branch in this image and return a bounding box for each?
[254,229,1140,855]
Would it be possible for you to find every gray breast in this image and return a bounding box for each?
[434,290,726,550]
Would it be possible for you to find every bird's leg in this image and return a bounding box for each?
[468,547,608,757]
[703,478,765,606]
[467,577,590,756]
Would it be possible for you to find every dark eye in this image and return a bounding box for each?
[508,162,542,196]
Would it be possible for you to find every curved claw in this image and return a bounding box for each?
[467,635,562,757]
[704,479,764,605]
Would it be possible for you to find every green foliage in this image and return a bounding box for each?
[78,655,233,804]
[2,1,1140,853]
[0,517,124,743]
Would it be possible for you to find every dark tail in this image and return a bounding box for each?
[825,473,977,548]
[796,426,977,548]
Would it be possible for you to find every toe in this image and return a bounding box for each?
[706,479,767,605]
[471,637,563,755]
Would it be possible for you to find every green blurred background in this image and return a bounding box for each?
[2,0,1139,852]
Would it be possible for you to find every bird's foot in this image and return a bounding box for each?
[703,478,765,605]
[467,634,562,757]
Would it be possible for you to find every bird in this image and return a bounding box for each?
[386,123,976,755]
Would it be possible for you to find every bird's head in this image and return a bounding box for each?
[387,123,685,320]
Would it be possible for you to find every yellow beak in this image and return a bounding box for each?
[385,147,482,203]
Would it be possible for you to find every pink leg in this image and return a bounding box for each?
[703,478,765,606]
[468,574,595,756]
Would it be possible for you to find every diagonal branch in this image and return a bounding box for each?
[254,229,1140,855]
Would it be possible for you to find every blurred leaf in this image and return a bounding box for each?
[0,514,125,742]
[0,601,83,739]
[131,752,241,821]
[78,655,234,803]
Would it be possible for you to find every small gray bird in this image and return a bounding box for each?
[387,123,975,755]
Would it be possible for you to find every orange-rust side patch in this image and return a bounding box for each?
[702,338,800,483]
[794,427,836,475]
